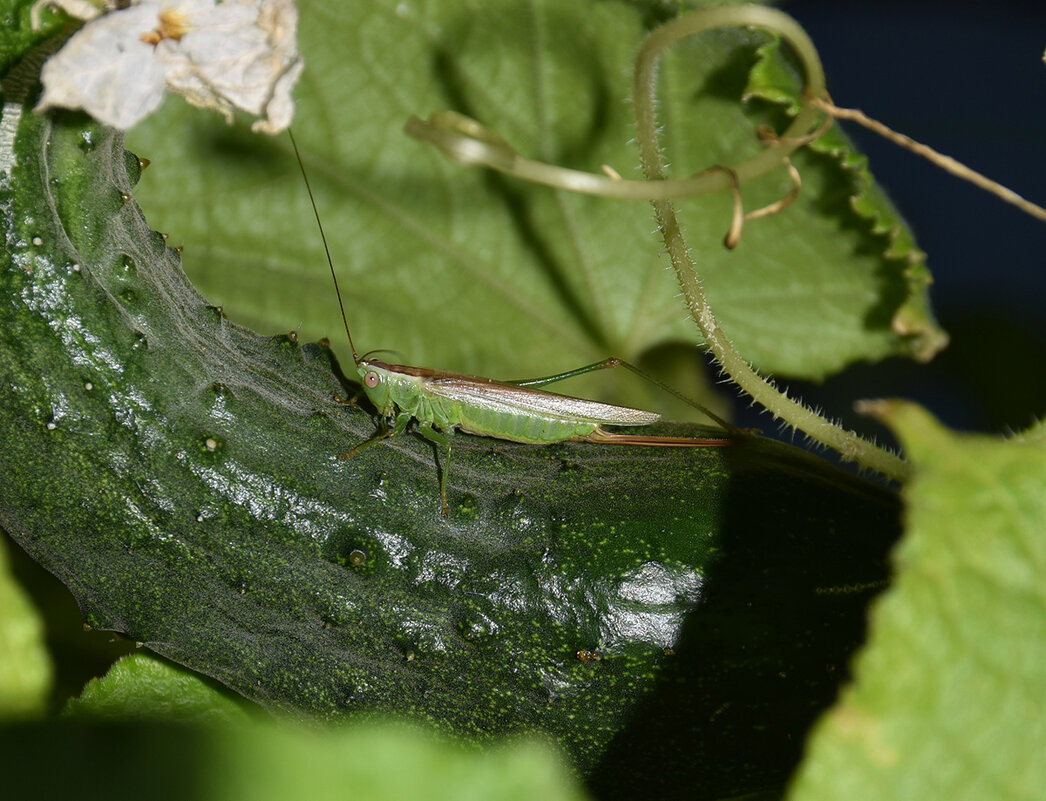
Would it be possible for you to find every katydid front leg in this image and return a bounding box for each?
[341,410,412,459]
[416,420,452,517]
[340,412,453,516]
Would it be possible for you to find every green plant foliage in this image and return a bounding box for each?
[790,404,1046,801]
[9,651,587,801]
[20,2,1037,800]
[125,0,942,396]
[0,34,901,799]
[212,722,587,801]
[60,652,585,801]
[0,536,51,718]
[64,652,254,724]
[744,38,943,365]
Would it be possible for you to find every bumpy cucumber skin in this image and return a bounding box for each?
[1,97,899,797]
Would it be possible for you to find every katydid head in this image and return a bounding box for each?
[356,359,396,415]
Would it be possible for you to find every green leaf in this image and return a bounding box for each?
[2,715,587,801]
[214,723,588,801]
[64,652,253,724]
[789,404,1046,801]
[744,39,945,366]
[0,83,901,797]
[0,536,52,718]
[1015,417,1046,447]
[125,0,941,404]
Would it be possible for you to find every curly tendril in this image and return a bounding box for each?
[404,5,827,206]
[407,4,912,482]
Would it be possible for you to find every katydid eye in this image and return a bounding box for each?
[364,371,380,388]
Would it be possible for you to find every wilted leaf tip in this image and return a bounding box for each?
[33,0,303,134]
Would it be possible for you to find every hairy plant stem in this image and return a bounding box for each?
[632,5,910,482]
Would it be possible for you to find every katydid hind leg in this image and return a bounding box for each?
[506,358,622,388]
[581,428,739,447]
[417,421,453,516]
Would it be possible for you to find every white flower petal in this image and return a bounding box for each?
[161,0,302,133]
[35,4,169,130]
[35,0,301,133]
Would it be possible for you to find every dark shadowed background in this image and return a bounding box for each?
[765,1,1046,438]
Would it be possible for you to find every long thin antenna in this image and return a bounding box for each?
[288,129,359,362]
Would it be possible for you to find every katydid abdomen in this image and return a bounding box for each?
[425,392,607,444]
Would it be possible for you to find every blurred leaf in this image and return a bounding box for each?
[0,536,52,718]
[4,713,587,801]
[214,723,587,801]
[64,652,253,724]
[789,405,1046,801]
[1017,418,1046,446]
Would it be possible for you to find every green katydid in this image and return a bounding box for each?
[289,132,740,516]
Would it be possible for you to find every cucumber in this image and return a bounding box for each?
[0,48,899,799]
